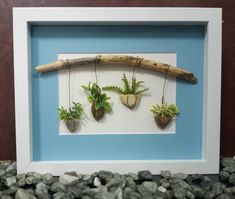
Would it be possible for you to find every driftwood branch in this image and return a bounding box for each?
[35,55,197,84]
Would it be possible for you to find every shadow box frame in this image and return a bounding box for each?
[13,7,222,175]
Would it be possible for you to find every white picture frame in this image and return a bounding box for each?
[13,7,222,175]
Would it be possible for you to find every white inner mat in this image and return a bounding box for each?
[58,53,176,135]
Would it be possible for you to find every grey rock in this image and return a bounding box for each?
[160,170,171,178]
[82,196,92,199]
[27,171,41,179]
[82,188,98,198]
[171,172,188,180]
[159,178,168,184]
[212,182,224,197]
[220,171,230,181]
[158,186,167,193]
[224,187,234,194]
[53,192,70,199]
[26,176,34,185]
[94,191,115,199]
[53,192,66,199]
[137,184,153,197]
[106,177,125,190]
[59,173,79,185]
[98,170,113,183]
[170,178,191,190]
[82,174,93,185]
[229,173,235,185]
[162,182,171,188]
[0,169,6,177]
[67,185,83,198]
[41,173,54,185]
[64,171,79,177]
[223,166,235,173]
[186,190,195,199]
[191,174,204,184]
[1,195,14,199]
[5,162,16,174]
[130,191,142,199]
[126,177,136,189]
[143,181,158,193]
[216,193,235,199]
[172,183,186,198]
[93,177,101,187]
[115,187,123,199]
[16,173,26,180]
[15,189,36,199]
[123,187,134,199]
[51,182,67,193]
[204,191,216,199]
[17,179,26,187]
[5,176,16,187]
[0,161,11,169]
[166,190,173,199]
[138,170,152,181]
[221,157,235,168]
[129,173,139,181]
[35,182,49,199]
[200,178,212,191]
[26,189,35,196]
[2,185,18,195]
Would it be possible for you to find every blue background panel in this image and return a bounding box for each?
[31,25,204,161]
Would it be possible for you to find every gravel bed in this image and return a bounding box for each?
[0,157,235,198]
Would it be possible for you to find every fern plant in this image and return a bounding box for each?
[58,102,84,132]
[58,102,84,121]
[82,82,111,120]
[102,73,148,95]
[150,103,179,129]
[150,103,179,117]
[102,73,148,109]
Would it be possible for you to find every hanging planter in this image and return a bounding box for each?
[82,82,112,121]
[103,73,148,109]
[150,103,179,129]
[58,102,84,132]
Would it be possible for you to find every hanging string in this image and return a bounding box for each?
[132,57,144,79]
[68,67,71,108]
[94,55,101,84]
[162,64,170,104]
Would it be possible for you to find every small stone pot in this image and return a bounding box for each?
[65,119,79,132]
[91,103,105,121]
[154,115,172,129]
[120,94,139,109]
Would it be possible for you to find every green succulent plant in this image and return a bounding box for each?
[58,102,84,121]
[82,82,112,112]
[102,73,148,96]
[150,103,179,117]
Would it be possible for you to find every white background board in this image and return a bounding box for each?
[58,53,176,135]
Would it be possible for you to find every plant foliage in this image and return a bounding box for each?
[58,102,84,121]
[150,103,179,117]
[102,73,149,95]
[82,82,112,112]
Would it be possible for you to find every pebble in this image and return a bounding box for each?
[59,173,79,185]
[5,176,17,187]
[93,177,101,187]
[143,181,158,193]
[229,173,235,184]
[138,170,153,181]
[51,182,67,193]
[15,188,36,199]
[0,158,235,198]
[160,170,171,178]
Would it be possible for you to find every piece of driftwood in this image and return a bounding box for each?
[35,55,197,83]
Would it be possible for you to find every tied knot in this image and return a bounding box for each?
[61,59,70,69]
